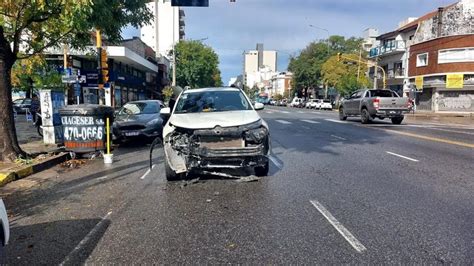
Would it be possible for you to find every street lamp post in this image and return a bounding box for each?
[309,25,330,55]
[309,25,331,99]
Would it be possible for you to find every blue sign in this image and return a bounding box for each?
[74,83,81,96]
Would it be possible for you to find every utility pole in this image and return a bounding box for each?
[357,48,362,82]
[172,7,177,86]
[373,59,378,89]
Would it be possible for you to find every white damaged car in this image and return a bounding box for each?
[160,87,270,181]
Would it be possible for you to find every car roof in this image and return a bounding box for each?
[183,87,241,94]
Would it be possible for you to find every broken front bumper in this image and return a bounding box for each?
[187,144,268,169]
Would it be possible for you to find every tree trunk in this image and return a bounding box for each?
[0,27,26,162]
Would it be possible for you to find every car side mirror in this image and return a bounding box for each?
[160,107,171,115]
[254,102,264,110]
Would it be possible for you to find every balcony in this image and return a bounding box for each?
[369,41,406,58]
[387,68,406,79]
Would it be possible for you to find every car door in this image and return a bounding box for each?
[345,91,359,114]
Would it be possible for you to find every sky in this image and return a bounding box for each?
[122,0,455,85]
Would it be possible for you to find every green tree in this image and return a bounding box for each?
[288,41,329,97]
[288,36,365,97]
[11,55,63,94]
[321,54,371,96]
[0,0,152,161]
[173,40,222,88]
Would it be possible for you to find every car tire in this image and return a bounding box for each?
[391,117,404,125]
[339,107,347,121]
[254,161,269,177]
[361,108,371,124]
[164,158,180,181]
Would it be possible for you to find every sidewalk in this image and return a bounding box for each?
[405,110,474,126]
[0,116,69,186]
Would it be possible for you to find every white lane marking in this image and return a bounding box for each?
[60,211,113,265]
[325,119,348,124]
[268,155,283,170]
[275,119,292,125]
[386,151,419,162]
[140,164,156,179]
[298,111,305,114]
[97,175,109,181]
[280,111,290,114]
[331,135,347,141]
[310,200,367,253]
[301,119,320,124]
[265,111,274,114]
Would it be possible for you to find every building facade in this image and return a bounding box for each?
[369,0,474,113]
[140,0,185,59]
[45,39,166,107]
[408,0,474,113]
[368,18,418,96]
[270,72,293,97]
[243,43,277,88]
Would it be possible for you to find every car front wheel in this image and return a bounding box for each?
[164,158,180,181]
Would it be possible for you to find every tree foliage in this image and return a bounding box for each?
[173,40,222,88]
[288,36,365,97]
[0,0,152,161]
[11,55,62,92]
[321,54,371,96]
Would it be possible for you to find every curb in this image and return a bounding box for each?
[0,152,70,187]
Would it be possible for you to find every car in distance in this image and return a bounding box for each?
[161,87,270,181]
[339,89,410,124]
[320,99,333,110]
[12,98,32,114]
[289,97,303,108]
[305,99,319,109]
[112,100,165,142]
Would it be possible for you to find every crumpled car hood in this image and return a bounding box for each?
[169,110,261,129]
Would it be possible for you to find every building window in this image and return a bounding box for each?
[438,48,474,64]
[416,53,429,67]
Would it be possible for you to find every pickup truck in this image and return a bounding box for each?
[339,89,411,124]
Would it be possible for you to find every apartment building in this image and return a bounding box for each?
[243,43,277,88]
[140,0,185,59]
[369,0,474,113]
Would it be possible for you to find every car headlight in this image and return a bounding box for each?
[146,118,161,126]
[246,126,268,143]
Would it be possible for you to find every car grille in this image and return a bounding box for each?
[119,125,146,131]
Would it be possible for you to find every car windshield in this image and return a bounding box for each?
[120,102,159,115]
[174,90,252,113]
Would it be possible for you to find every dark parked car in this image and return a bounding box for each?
[13,98,31,113]
[113,100,165,142]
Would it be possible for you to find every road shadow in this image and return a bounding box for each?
[265,115,393,157]
[6,218,109,265]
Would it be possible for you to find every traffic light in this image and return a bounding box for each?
[337,53,342,62]
[100,49,109,84]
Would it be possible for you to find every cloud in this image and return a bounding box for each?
[122,0,452,84]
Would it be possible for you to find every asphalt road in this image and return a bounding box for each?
[2,106,473,264]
